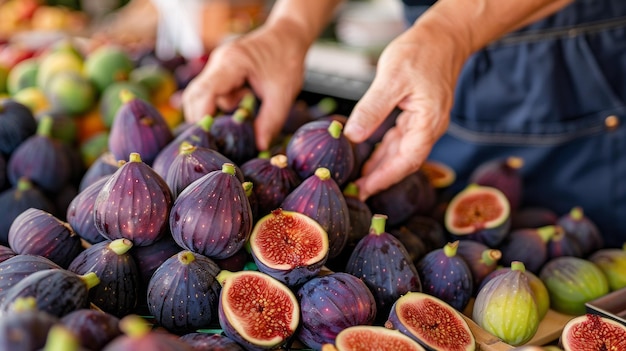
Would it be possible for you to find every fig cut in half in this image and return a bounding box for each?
[217,270,300,350]
[385,291,476,351]
[560,313,626,351]
[323,325,426,351]
[445,184,511,247]
[249,208,329,287]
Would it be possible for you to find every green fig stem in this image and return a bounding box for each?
[81,272,100,290]
[10,297,37,312]
[270,154,288,168]
[119,314,151,338]
[506,156,524,170]
[570,206,584,221]
[109,238,133,255]
[622,243,626,252]
[537,225,556,243]
[316,97,337,115]
[217,270,235,287]
[314,167,331,181]
[179,141,196,155]
[444,241,459,257]
[37,115,54,137]
[511,261,526,272]
[232,108,250,124]
[178,251,196,265]
[258,150,271,159]
[128,152,142,163]
[44,325,80,351]
[119,89,136,104]
[16,177,33,191]
[342,182,360,198]
[327,120,343,139]
[369,214,387,236]
[238,93,257,113]
[243,181,253,197]
[482,249,502,267]
[222,163,236,175]
[197,114,214,131]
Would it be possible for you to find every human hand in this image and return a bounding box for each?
[181,21,310,151]
[344,25,469,201]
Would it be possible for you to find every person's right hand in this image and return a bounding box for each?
[182,20,311,151]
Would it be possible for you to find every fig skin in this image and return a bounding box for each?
[78,151,121,192]
[0,98,38,156]
[66,176,110,244]
[385,291,476,351]
[588,245,626,291]
[281,167,350,259]
[510,206,558,230]
[8,208,83,269]
[60,308,122,351]
[147,250,221,334]
[416,240,473,312]
[169,163,253,260]
[556,206,604,257]
[102,314,194,351]
[0,298,60,351]
[210,108,258,166]
[296,272,377,350]
[398,215,448,253]
[0,244,15,263]
[93,152,173,247]
[286,119,355,187]
[0,254,61,300]
[546,225,585,259]
[179,332,244,351]
[330,325,426,351]
[456,240,501,295]
[469,156,524,212]
[345,214,422,322]
[559,313,626,351]
[498,225,558,274]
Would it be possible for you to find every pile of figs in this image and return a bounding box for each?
[0,42,625,351]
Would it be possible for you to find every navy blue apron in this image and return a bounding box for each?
[403,0,626,248]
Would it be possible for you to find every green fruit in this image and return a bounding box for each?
[44,71,96,116]
[7,58,39,95]
[99,81,149,128]
[36,50,83,90]
[129,64,177,105]
[539,256,609,315]
[84,45,134,93]
[588,244,626,291]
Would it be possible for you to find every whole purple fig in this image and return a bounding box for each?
[102,314,194,351]
[210,108,257,165]
[66,176,109,244]
[179,332,244,351]
[498,225,559,274]
[94,152,173,247]
[78,151,122,192]
[0,297,59,351]
[60,309,122,350]
[469,156,524,212]
[0,254,61,298]
[557,206,604,256]
[0,99,37,156]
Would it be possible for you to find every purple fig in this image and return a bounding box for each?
[7,115,71,194]
[60,309,122,350]
[400,215,448,253]
[287,119,354,186]
[147,250,221,333]
[241,153,302,219]
[417,240,473,311]
[170,163,253,260]
[102,314,194,351]
[342,182,373,246]
[0,244,15,263]
[511,206,558,230]
[0,297,59,351]
[210,108,257,165]
[66,176,109,244]
[281,167,350,258]
[556,206,604,256]
[179,332,244,351]
[78,151,123,192]
[546,224,585,259]
[456,239,501,294]
[345,214,422,322]
[8,208,83,268]
[0,254,61,299]
[108,90,174,166]
[152,114,219,178]
[94,152,173,247]
[469,156,524,212]
[282,97,337,135]
[388,225,429,267]
[0,99,37,156]
[499,225,559,274]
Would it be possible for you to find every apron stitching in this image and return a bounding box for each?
[493,16,626,46]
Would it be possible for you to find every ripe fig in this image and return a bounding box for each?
[445,184,511,247]
[282,97,337,135]
[345,214,422,321]
[217,269,300,351]
[498,225,559,274]
[511,206,558,230]
[210,107,257,165]
[7,115,72,194]
[170,163,253,260]
[68,238,140,317]
[241,153,302,219]
[539,256,609,315]
[147,250,221,333]
[469,156,524,212]
[0,177,56,245]
[60,308,122,351]
[559,313,626,351]
[556,206,604,257]
[473,261,540,346]
[385,291,475,351]
[546,225,584,259]
[102,314,194,351]
[389,225,430,267]
[0,98,37,156]
[342,182,373,247]
[179,332,244,351]
[78,151,122,192]
[286,119,354,187]
[108,90,174,166]
[0,269,100,318]
[420,159,457,190]
[400,215,448,253]
[66,176,109,244]
[296,272,377,350]
[8,208,83,268]
[588,245,626,291]
[0,297,59,351]
[249,208,329,287]
[326,325,426,351]
[455,240,501,294]
[417,240,473,311]
[0,244,15,263]
[152,114,218,178]
[0,254,61,299]
[366,170,436,228]
[94,152,173,247]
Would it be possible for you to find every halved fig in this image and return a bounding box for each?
[385,291,475,351]
[323,325,426,351]
[420,159,456,189]
[217,269,300,350]
[469,156,524,212]
[444,184,511,247]
[559,313,626,351]
[249,208,329,287]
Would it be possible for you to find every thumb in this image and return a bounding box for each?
[344,78,401,144]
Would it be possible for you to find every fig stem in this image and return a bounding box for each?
[43,325,80,351]
[327,120,344,139]
[119,314,151,338]
[16,177,33,191]
[370,214,388,236]
[444,241,459,257]
[232,108,250,124]
[81,272,101,290]
[511,261,526,272]
[258,150,271,159]
[177,251,197,265]
[239,92,257,113]
[270,154,288,168]
[243,181,254,197]
[537,225,557,243]
[570,206,584,221]
[119,89,136,104]
[36,115,54,137]
[482,249,502,266]
[506,156,524,170]
[128,152,142,163]
[342,182,360,198]
[222,163,236,175]
[216,270,235,287]
[10,297,37,312]
[179,141,196,155]
[197,114,214,131]
[109,238,133,255]
[314,167,331,181]
[315,97,337,116]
